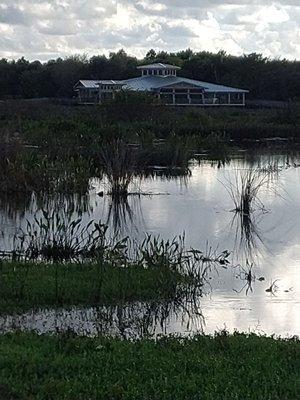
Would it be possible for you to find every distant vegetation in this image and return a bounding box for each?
[0,49,300,101]
[0,99,299,194]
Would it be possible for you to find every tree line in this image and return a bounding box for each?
[0,49,299,101]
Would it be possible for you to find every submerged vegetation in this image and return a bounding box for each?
[0,331,299,400]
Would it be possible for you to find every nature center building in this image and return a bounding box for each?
[74,63,248,106]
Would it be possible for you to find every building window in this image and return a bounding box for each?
[154,70,157,75]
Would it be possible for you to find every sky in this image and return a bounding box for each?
[0,0,299,61]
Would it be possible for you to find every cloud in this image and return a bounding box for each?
[0,0,299,61]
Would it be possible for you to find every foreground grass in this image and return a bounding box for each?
[0,261,186,314]
[0,332,299,400]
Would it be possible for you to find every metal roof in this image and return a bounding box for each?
[121,76,249,93]
[137,63,181,70]
[75,76,249,93]
[75,80,124,88]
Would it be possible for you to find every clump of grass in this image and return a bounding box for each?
[136,235,230,282]
[100,139,138,197]
[221,168,271,215]
[0,148,94,194]
[142,135,193,171]
[12,211,128,263]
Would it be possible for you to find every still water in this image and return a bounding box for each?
[1,149,299,337]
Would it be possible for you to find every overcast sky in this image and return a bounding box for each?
[0,0,299,61]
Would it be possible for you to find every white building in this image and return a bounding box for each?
[74,63,249,106]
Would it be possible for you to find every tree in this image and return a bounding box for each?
[0,49,299,100]
[145,49,157,60]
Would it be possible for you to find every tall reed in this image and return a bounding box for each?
[100,139,137,197]
[221,168,271,215]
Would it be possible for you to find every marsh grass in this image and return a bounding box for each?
[100,139,138,197]
[0,212,231,313]
[11,211,128,263]
[222,168,271,215]
[136,235,230,282]
[2,102,298,195]
[0,148,94,193]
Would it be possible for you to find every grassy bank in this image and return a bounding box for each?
[0,332,299,400]
[0,216,230,314]
[0,261,192,314]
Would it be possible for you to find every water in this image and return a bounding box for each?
[1,149,300,337]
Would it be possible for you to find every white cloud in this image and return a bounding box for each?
[0,0,299,60]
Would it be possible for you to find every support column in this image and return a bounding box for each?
[188,89,191,105]
[228,93,231,105]
[99,85,103,104]
[242,93,245,106]
[172,89,175,105]
[202,92,205,105]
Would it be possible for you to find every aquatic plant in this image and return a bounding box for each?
[221,168,271,215]
[265,279,280,294]
[229,210,265,263]
[100,139,138,197]
[136,235,230,282]
[12,211,128,263]
[234,260,256,295]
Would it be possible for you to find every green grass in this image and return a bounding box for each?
[0,332,299,400]
[0,261,188,314]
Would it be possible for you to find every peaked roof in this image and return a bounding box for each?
[121,76,249,93]
[74,76,249,93]
[137,63,181,70]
